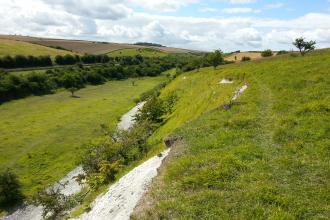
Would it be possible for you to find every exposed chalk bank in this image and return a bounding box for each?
[117,102,145,130]
[219,78,234,84]
[77,149,170,220]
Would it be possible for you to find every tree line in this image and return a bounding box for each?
[0,54,113,69]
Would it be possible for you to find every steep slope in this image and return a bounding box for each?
[133,50,330,219]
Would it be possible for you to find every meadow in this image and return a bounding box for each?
[133,50,330,219]
[0,39,76,57]
[0,76,166,197]
[108,48,167,58]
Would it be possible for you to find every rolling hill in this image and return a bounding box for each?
[133,49,330,219]
[0,38,76,57]
[0,35,196,55]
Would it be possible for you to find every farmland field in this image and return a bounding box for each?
[133,49,330,219]
[0,35,195,55]
[108,48,167,57]
[0,39,76,57]
[0,76,166,197]
[225,51,263,62]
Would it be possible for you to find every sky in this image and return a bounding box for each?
[1,0,330,51]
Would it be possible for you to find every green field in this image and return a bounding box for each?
[133,50,330,219]
[108,48,167,57]
[0,39,76,57]
[0,76,166,197]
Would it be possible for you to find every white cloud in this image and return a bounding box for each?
[41,0,133,20]
[222,7,261,14]
[0,0,330,51]
[129,0,198,12]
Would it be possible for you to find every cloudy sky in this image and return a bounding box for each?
[1,0,330,51]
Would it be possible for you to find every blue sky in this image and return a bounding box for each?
[1,0,330,51]
[160,0,330,19]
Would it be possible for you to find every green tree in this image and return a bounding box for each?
[208,50,224,69]
[293,37,316,56]
[0,169,24,208]
[61,73,84,97]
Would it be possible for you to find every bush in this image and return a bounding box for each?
[32,187,76,219]
[241,56,251,62]
[0,169,24,208]
[277,50,289,56]
[261,49,273,57]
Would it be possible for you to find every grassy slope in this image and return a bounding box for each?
[0,39,76,57]
[108,48,167,57]
[0,76,166,197]
[134,50,330,219]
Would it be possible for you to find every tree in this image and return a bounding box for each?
[261,49,273,57]
[61,73,84,97]
[293,37,316,56]
[0,169,24,208]
[207,50,224,69]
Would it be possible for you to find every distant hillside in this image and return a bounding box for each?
[0,38,76,57]
[0,35,196,55]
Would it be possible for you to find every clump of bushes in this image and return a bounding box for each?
[32,186,76,219]
[276,50,289,56]
[80,91,178,190]
[0,169,24,209]
[261,49,273,57]
[241,56,251,62]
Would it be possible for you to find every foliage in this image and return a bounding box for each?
[0,169,24,208]
[207,50,224,69]
[261,49,273,57]
[276,50,289,55]
[60,72,85,96]
[241,56,251,61]
[0,55,52,68]
[293,37,316,56]
[32,187,76,219]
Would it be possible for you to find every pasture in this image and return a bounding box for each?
[108,48,167,57]
[0,76,166,197]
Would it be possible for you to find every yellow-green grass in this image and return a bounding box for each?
[0,39,76,57]
[134,50,330,219]
[0,76,166,198]
[108,48,167,57]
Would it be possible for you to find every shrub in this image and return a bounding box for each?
[32,187,76,219]
[241,56,251,62]
[277,50,289,56]
[261,49,273,57]
[0,169,24,208]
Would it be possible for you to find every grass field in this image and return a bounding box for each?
[133,50,330,219]
[0,39,76,57]
[225,51,264,62]
[0,76,166,198]
[108,48,167,57]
